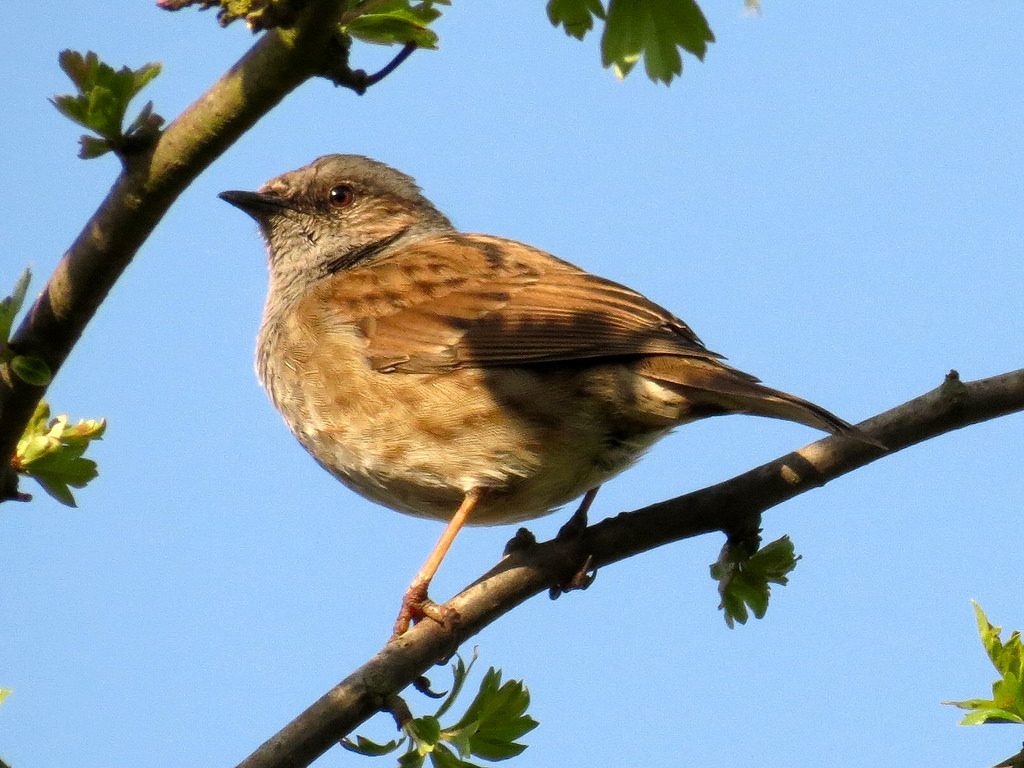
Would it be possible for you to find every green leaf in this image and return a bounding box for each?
[711,535,800,628]
[348,655,537,766]
[441,667,538,763]
[0,689,10,705]
[340,734,405,756]
[346,16,435,49]
[958,708,1024,726]
[11,355,53,386]
[14,401,106,507]
[50,50,163,157]
[945,602,1024,725]
[599,0,714,84]
[343,1,448,49]
[448,667,500,731]
[547,0,605,40]
[467,737,528,762]
[78,135,114,160]
[472,713,538,744]
[974,601,1024,683]
[434,650,477,720]
[749,537,797,579]
[428,744,470,768]
[719,584,749,626]
[977,604,1024,691]
[0,268,31,346]
[406,715,441,747]
[157,0,312,30]
[398,750,427,768]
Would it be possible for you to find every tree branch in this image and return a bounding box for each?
[234,367,1024,768]
[0,0,350,502]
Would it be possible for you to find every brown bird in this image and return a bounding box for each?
[220,155,855,635]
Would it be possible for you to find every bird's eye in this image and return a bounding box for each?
[328,184,355,208]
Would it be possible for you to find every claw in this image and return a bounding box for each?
[392,581,460,636]
[549,554,597,600]
[549,488,599,599]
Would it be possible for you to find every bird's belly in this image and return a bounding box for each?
[306,424,662,526]
[263,342,668,525]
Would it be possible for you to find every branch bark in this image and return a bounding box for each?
[0,0,350,501]
[234,367,1024,768]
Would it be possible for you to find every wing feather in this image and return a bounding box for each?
[304,233,721,373]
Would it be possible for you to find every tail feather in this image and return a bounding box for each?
[638,356,869,440]
[733,383,853,434]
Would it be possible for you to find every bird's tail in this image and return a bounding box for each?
[639,356,873,441]
[729,380,853,434]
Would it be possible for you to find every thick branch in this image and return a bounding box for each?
[0,0,349,501]
[234,368,1024,768]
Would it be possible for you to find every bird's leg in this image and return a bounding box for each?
[393,489,481,636]
[550,487,600,599]
[556,486,600,540]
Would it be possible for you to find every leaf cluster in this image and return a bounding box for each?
[14,402,106,508]
[342,1,451,50]
[547,0,715,84]
[343,654,538,767]
[50,50,163,159]
[157,0,306,30]
[3,270,105,505]
[163,0,715,84]
[946,602,1024,725]
[710,534,800,628]
[0,270,51,387]
[160,0,450,49]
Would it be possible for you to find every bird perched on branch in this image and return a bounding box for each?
[221,154,856,635]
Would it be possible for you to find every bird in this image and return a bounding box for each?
[220,154,857,635]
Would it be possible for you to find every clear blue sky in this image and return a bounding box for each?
[3,3,1022,767]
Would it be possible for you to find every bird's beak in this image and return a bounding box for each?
[218,190,292,220]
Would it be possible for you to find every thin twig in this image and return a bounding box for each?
[330,41,418,95]
[364,42,417,88]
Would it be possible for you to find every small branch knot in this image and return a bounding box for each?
[725,518,763,555]
[940,369,969,407]
[503,527,536,556]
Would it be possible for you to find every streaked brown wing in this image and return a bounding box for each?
[310,233,723,373]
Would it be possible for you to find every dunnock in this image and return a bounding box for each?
[221,155,856,634]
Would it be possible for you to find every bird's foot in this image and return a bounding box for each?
[392,580,459,637]
[549,553,596,599]
[555,506,588,541]
[555,486,599,541]
[549,489,599,598]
